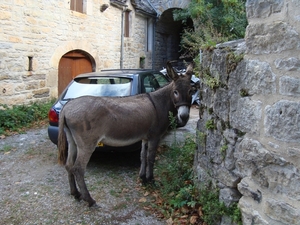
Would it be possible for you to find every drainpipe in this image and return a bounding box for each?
[146,0,160,70]
[111,1,127,69]
[152,19,156,69]
[120,6,126,69]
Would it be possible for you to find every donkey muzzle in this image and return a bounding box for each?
[177,105,190,127]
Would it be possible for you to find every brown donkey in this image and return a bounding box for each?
[58,61,194,206]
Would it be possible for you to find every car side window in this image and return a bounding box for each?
[153,73,169,87]
[140,73,169,93]
[141,74,158,93]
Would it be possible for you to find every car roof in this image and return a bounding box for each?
[75,69,157,79]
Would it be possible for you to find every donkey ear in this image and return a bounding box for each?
[184,62,194,79]
[166,61,179,81]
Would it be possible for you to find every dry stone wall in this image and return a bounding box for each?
[195,0,300,224]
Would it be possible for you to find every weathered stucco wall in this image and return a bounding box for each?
[195,0,300,224]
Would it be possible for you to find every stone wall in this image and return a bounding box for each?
[0,0,194,106]
[0,0,150,105]
[195,0,300,224]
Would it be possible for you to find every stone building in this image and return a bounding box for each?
[195,0,300,224]
[0,0,192,105]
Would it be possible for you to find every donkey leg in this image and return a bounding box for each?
[65,131,81,199]
[139,140,148,184]
[71,147,96,207]
[146,139,159,182]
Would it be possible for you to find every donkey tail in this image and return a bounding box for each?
[58,109,68,165]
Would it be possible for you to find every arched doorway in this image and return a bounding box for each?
[154,8,194,70]
[58,50,95,95]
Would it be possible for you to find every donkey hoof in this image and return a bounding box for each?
[140,177,155,186]
[139,175,147,185]
[90,202,100,208]
[72,192,82,201]
[146,176,155,184]
[88,199,97,207]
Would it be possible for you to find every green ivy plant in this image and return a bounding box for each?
[173,0,247,57]
[205,119,215,130]
[0,100,55,135]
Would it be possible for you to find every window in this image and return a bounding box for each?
[70,0,86,14]
[141,73,169,93]
[28,56,33,71]
[63,77,132,99]
[124,11,130,37]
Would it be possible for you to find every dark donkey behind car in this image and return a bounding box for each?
[48,69,170,151]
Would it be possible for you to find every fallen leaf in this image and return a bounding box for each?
[190,215,198,224]
[155,197,163,205]
[122,188,129,193]
[181,206,189,214]
[179,218,188,224]
[166,217,173,225]
[139,197,147,203]
[0,135,5,139]
[144,191,150,196]
[198,206,203,217]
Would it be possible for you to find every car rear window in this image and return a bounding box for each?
[62,77,132,100]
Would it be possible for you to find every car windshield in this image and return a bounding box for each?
[62,77,132,100]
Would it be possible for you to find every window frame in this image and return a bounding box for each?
[70,0,86,14]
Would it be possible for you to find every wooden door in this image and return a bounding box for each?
[58,51,93,95]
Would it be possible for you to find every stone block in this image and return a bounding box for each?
[210,49,228,84]
[0,11,11,20]
[219,188,242,207]
[1,83,14,96]
[246,22,300,54]
[213,88,229,122]
[215,166,240,188]
[223,129,238,146]
[224,144,236,171]
[265,199,300,225]
[205,129,223,164]
[279,76,300,96]
[235,138,300,200]
[265,100,300,142]
[0,42,12,49]
[230,97,262,134]
[246,0,284,19]
[228,59,276,100]
[238,197,269,225]
[32,88,49,98]
[275,57,300,71]
[238,178,262,203]
[244,60,276,95]
[25,81,39,90]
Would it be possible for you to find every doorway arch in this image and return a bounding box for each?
[58,50,95,95]
[154,8,194,70]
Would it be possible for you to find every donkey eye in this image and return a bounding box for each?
[174,90,179,97]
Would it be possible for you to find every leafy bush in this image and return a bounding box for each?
[173,0,247,56]
[0,100,54,135]
[151,127,242,224]
[156,136,196,201]
[155,137,241,225]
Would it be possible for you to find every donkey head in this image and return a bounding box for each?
[166,61,194,127]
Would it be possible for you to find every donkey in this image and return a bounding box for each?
[58,61,194,207]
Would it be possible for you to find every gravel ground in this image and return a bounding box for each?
[0,126,165,225]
